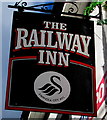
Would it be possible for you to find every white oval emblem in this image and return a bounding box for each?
[34,71,71,104]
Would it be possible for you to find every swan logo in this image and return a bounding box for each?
[34,71,71,104]
[38,76,62,96]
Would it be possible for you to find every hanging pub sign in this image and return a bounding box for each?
[5,11,96,116]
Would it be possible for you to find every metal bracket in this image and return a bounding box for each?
[8,1,54,13]
[8,1,103,20]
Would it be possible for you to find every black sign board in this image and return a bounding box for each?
[6,11,96,116]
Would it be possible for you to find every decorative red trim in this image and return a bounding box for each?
[70,60,95,69]
[5,58,12,109]
[6,105,97,116]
